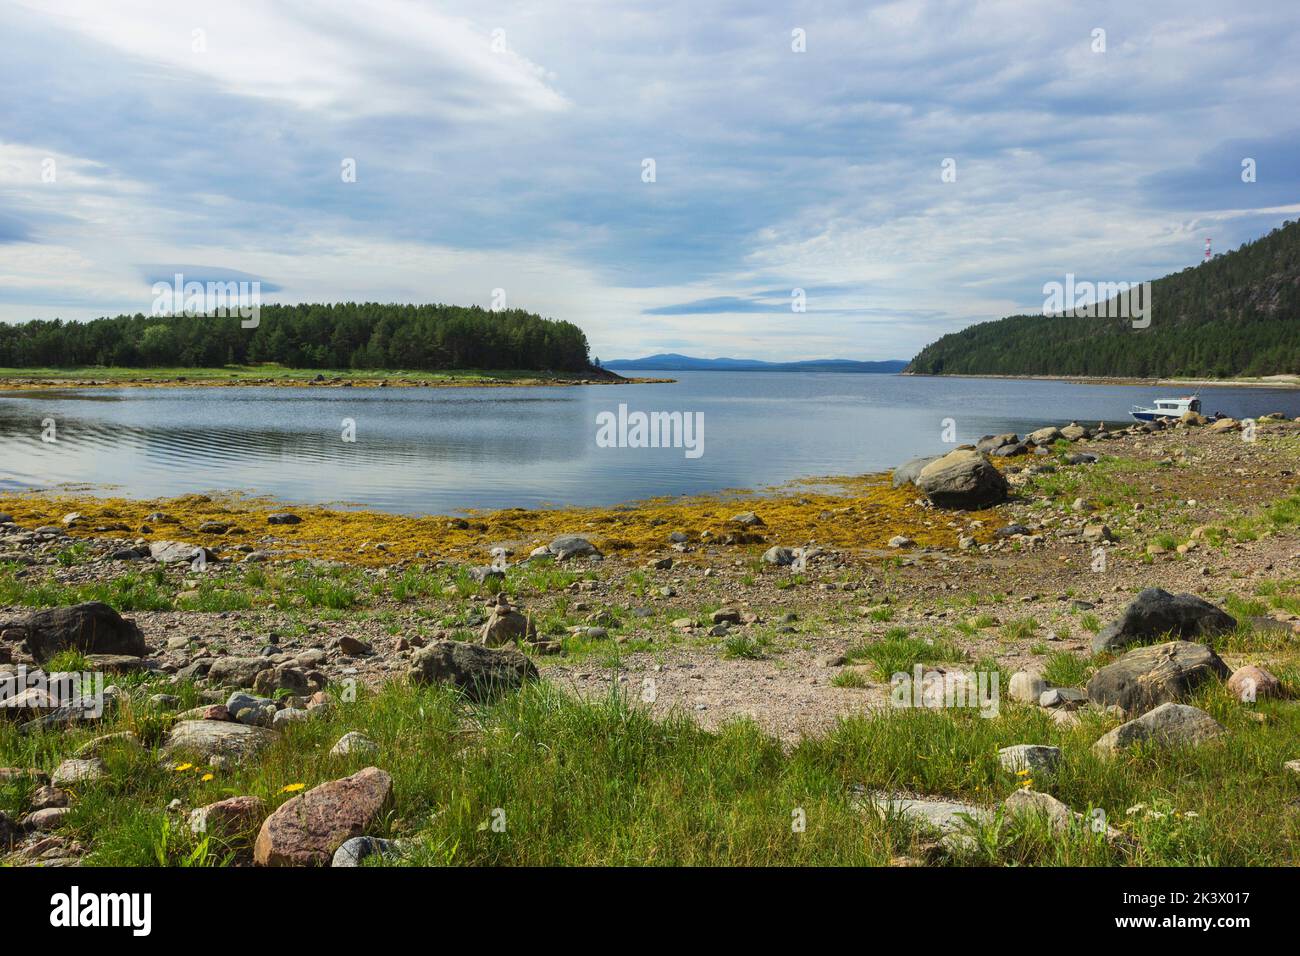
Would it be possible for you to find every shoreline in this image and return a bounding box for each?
[0,366,675,391]
[902,371,1300,390]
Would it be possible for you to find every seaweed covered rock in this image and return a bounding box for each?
[915,450,1009,509]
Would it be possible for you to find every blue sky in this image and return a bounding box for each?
[1,0,1297,361]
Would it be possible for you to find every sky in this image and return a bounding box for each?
[1,0,1298,362]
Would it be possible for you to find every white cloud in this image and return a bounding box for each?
[14,0,568,120]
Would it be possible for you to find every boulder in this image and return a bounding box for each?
[915,450,1009,509]
[1039,687,1087,709]
[1226,664,1282,702]
[728,512,765,527]
[189,795,266,837]
[30,784,69,810]
[891,456,939,488]
[1026,426,1062,445]
[85,653,150,674]
[162,720,276,762]
[1002,789,1125,843]
[990,442,1029,458]
[336,636,372,656]
[330,732,379,758]
[468,566,505,584]
[407,640,538,701]
[762,546,796,566]
[478,594,537,647]
[1087,641,1229,714]
[332,835,397,867]
[254,767,392,866]
[997,744,1061,776]
[547,535,600,560]
[23,806,71,830]
[253,665,311,697]
[1082,523,1115,543]
[1207,417,1240,433]
[975,433,1019,454]
[272,708,309,728]
[1008,671,1048,703]
[226,691,276,723]
[51,757,106,787]
[11,602,147,663]
[149,540,214,564]
[1092,702,1224,756]
[863,792,991,853]
[266,513,302,525]
[206,656,274,687]
[1092,588,1236,653]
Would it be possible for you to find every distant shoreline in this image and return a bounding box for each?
[902,371,1300,390]
[0,365,675,391]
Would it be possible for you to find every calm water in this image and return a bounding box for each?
[2,373,1298,514]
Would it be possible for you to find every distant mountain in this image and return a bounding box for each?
[907,219,1300,378]
[603,353,908,372]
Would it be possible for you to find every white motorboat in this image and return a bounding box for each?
[1130,395,1201,422]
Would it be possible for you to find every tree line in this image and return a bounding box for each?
[0,303,593,372]
[907,220,1300,378]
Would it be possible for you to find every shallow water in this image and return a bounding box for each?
[2,372,1297,514]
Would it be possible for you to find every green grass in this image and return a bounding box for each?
[1024,455,1158,509]
[722,632,769,660]
[831,668,869,688]
[4,670,1300,866]
[1042,651,1094,688]
[1001,617,1040,641]
[844,632,968,680]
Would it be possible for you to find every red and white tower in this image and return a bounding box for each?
[1204,237,1212,262]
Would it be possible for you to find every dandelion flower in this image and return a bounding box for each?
[200,773,215,782]
[173,762,194,772]
[279,782,306,794]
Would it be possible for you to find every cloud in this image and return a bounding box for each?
[1,0,1298,362]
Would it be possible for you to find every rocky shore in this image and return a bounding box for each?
[1,410,1298,866]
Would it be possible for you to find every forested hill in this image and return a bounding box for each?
[907,219,1300,378]
[0,303,592,372]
